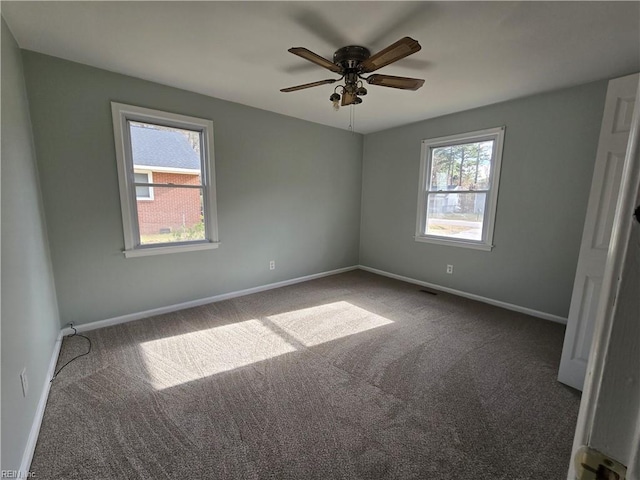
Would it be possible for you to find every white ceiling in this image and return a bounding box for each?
[3,1,639,134]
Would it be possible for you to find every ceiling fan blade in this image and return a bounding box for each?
[288,47,342,73]
[364,3,434,47]
[282,63,322,74]
[280,79,337,93]
[366,74,425,91]
[360,37,421,73]
[398,59,433,71]
[292,9,351,49]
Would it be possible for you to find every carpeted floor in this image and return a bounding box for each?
[31,270,580,479]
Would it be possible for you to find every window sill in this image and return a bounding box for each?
[414,235,493,251]
[123,241,220,258]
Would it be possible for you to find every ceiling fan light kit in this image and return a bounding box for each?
[281,37,425,109]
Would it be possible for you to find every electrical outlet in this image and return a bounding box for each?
[20,368,28,397]
[269,260,275,270]
[446,264,454,274]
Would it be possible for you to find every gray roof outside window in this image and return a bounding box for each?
[130,124,200,170]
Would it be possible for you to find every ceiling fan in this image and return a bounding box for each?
[280,37,425,109]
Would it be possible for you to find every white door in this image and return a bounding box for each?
[567,87,640,480]
[558,73,639,391]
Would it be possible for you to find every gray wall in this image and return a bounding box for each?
[1,20,61,473]
[360,81,608,317]
[21,51,363,326]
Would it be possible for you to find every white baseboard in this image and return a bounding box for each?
[65,263,566,335]
[65,266,359,334]
[19,330,64,477]
[358,265,568,325]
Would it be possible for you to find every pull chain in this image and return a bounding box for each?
[348,104,356,132]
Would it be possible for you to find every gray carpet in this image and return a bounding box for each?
[31,270,580,479]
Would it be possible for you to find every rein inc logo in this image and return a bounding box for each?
[1,471,36,478]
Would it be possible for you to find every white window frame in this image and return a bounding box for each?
[111,102,219,258]
[134,170,154,201]
[415,126,505,251]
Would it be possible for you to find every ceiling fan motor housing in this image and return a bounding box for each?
[333,46,371,71]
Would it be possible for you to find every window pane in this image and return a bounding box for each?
[134,172,151,198]
[129,121,203,184]
[129,121,206,244]
[429,140,493,191]
[137,186,204,245]
[425,192,487,241]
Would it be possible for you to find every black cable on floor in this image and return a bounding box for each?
[51,325,92,382]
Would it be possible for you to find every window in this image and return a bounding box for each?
[111,103,219,257]
[134,171,153,200]
[415,127,504,250]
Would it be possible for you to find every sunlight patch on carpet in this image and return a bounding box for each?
[139,302,393,390]
[139,318,296,389]
[267,301,393,347]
